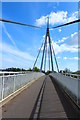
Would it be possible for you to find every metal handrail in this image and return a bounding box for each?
[62,73,80,79]
[0,71,25,76]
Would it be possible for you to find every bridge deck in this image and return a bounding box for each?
[2,75,80,119]
[39,76,67,118]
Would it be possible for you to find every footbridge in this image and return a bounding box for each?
[0,72,80,119]
[0,13,80,119]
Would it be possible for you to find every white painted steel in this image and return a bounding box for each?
[63,73,80,79]
[0,71,25,76]
[0,72,44,101]
[0,77,2,101]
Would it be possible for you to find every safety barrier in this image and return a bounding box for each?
[0,72,44,101]
[62,73,80,79]
[50,73,80,107]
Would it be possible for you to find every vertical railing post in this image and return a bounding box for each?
[75,74,80,105]
[2,73,4,100]
[77,76,79,105]
[13,74,16,92]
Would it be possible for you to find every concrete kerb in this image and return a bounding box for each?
[0,75,44,108]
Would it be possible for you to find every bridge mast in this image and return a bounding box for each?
[40,17,54,72]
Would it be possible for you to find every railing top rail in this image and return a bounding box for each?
[0,72,20,74]
[0,71,42,77]
[63,73,80,76]
[0,71,25,77]
[62,73,80,79]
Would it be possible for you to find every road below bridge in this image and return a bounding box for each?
[2,75,80,119]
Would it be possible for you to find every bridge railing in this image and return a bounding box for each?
[50,73,80,107]
[0,71,25,76]
[0,72,44,102]
[62,73,80,79]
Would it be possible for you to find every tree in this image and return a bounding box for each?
[5,67,26,72]
[33,67,40,72]
[46,70,51,75]
[64,68,71,73]
[28,68,32,71]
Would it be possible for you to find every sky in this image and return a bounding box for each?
[0,2,79,72]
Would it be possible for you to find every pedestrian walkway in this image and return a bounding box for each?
[39,76,67,118]
[39,75,80,119]
[2,75,80,119]
[2,76,45,118]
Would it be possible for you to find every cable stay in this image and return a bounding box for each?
[48,47,50,71]
[1,17,80,73]
[0,18,41,28]
[51,19,80,29]
[40,33,47,72]
[44,42,47,72]
[0,18,80,29]
[33,41,44,70]
[52,44,59,73]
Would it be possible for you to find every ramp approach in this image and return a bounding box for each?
[0,17,80,118]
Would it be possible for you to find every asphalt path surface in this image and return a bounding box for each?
[2,75,80,119]
[2,76,45,118]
